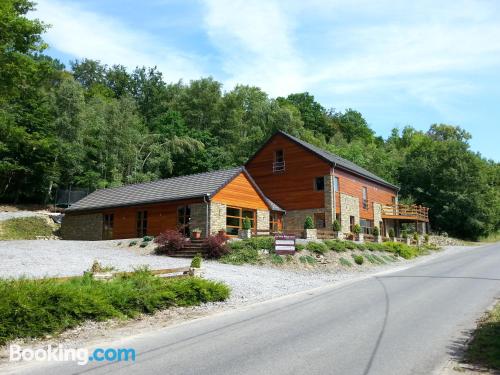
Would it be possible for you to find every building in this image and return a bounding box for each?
[62,131,428,240]
[245,131,429,236]
[61,167,283,240]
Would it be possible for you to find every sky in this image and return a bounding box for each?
[31,0,500,161]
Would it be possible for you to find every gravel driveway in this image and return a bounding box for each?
[0,240,470,306]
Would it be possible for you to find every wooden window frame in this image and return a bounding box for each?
[314,176,325,191]
[334,176,339,192]
[136,210,148,237]
[270,212,282,232]
[349,216,355,233]
[273,149,285,173]
[362,186,368,209]
[226,206,256,236]
[360,218,374,234]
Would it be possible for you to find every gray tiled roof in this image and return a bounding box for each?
[66,167,283,213]
[277,131,399,190]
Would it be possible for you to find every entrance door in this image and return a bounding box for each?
[314,213,326,229]
[103,213,114,240]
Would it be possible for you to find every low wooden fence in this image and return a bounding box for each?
[46,267,194,282]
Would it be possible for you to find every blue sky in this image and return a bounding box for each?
[32,0,500,161]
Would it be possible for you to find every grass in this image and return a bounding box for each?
[464,301,500,370]
[306,241,329,255]
[0,269,230,345]
[339,257,352,267]
[220,240,261,265]
[0,216,56,240]
[299,255,317,265]
[270,254,284,265]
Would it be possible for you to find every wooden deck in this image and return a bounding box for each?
[381,204,429,222]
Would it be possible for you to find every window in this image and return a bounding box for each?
[177,205,191,236]
[226,207,255,236]
[334,176,339,192]
[362,186,368,209]
[360,219,374,234]
[103,213,114,240]
[136,211,148,237]
[349,216,355,232]
[270,212,282,232]
[391,196,396,204]
[273,149,285,172]
[314,213,326,228]
[314,176,325,191]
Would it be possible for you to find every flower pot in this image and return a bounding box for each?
[303,228,317,240]
[335,231,345,240]
[191,231,201,240]
[238,229,252,239]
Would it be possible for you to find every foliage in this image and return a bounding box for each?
[203,232,229,259]
[220,241,260,265]
[324,239,346,252]
[190,255,202,268]
[143,235,154,242]
[332,219,341,232]
[0,271,229,345]
[242,217,251,230]
[401,230,408,239]
[0,216,55,240]
[344,241,357,250]
[129,240,138,247]
[304,216,314,229]
[154,230,186,254]
[295,243,305,252]
[424,234,430,243]
[382,242,418,259]
[352,224,361,234]
[372,226,379,236]
[244,236,274,250]
[89,260,115,273]
[365,242,385,251]
[299,255,316,265]
[353,255,364,265]
[139,242,148,248]
[306,241,328,254]
[388,228,396,238]
[191,228,201,233]
[464,301,500,370]
[413,232,419,241]
[270,254,284,265]
[339,257,352,267]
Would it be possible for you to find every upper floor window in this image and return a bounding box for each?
[334,176,339,192]
[273,149,285,172]
[314,176,325,191]
[362,186,368,209]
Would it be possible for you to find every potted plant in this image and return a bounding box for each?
[332,219,343,240]
[191,228,202,240]
[388,228,396,241]
[238,217,252,239]
[402,230,410,245]
[303,216,317,240]
[352,223,363,242]
[413,232,421,246]
[373,226,382,243]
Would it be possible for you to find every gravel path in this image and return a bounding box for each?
[0,240,476,306]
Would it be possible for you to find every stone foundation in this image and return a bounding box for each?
[256,209,270,234]
[61,213,103,240]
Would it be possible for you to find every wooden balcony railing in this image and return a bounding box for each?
[381,204,429,222]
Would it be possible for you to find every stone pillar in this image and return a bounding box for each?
[340,193,359,233]
[324,175,334,230]
[373,202,382,232]
[256,210,270,234]
[209,201,226,234]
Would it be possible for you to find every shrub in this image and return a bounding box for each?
[363,254,377,264]
[339,257,352,267]
[365,242,384,251]
[332,220,341,232]
[295,243,305,252]
[139,242,148,248]
[355,242,366,250]
[401,230,408,239]
[299,255,316,265]
[424,233,430,243]
[203,232,229,259]
[220,245,259,265]
[388,228,395,238]
[242,217,251,230]
[353,255,364,265]
[270,254,284,265]
[344,240,357,250]
[382,242,418,259]
[306,241,328,254]
[0,271,229,345]
[413,232,419,241]
[129,240,138,247]
[328,240,347,252]
[143,235,154,242]
[89,260,115,273]
[154,230,186,254]
[190,255,202,268]
[245,236,274,251]
[304,216,314,229]
[372,226,379,236]
[352,224,361,235]
[371,254,386,264]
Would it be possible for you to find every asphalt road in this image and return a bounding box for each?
[8,243,500,375]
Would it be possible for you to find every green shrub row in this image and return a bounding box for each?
[0,270,230,345]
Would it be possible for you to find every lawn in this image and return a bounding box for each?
[0,269,230,345]
[464,301,500,370]
[0,216,56,240]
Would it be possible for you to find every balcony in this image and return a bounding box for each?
[381,204,429,222]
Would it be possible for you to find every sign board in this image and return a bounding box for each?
[275,234,296,255]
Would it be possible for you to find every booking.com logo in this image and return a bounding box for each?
[10,344,136,366]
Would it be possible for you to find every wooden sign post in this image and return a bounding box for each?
[274,234,296,255]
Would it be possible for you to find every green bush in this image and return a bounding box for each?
[363,254,377,264]
[372,226,380,236]
[0,216,55,240]
[143,235,154,242]
[388,228,395,238]
[424,233,430,243]
[190,255,202,268]
[401,230,408,239]
[382,242,418,259]
[270,254,284,265]
[306,241,328,254]
[324,239,346,252]
[139,242,148,248]
[353,255,364,265]
[332,220,341,232]
[365,242,384,251]
[355,242,366,250]
[129,240,138,247]
[295,243,305,252]
[413,232,419,241]
[245,236,274,250]
[220,241,260,265]
[344,241,357,250]
[339,257,352,267]
[304,216,314,229]
[242,217,251,230]
[0,271,230,345]
[352,224,361,235]
[299,255,317,265]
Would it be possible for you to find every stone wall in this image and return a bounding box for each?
[209,201,226,234]
[324,174,334,230]
[256,209,270,233]
[283,208,325,230]
[373,202,382,230]
[190,203,208,237]
[61,213,103,240]
[339,193,359,233]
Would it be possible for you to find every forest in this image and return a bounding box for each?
[1,1,499,239]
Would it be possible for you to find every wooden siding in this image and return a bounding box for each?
[334,168,396,219]
[245,133,332,210]
[98,198,203,239]
[212,172,268,210]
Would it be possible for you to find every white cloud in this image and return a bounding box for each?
[32,0,205,81]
